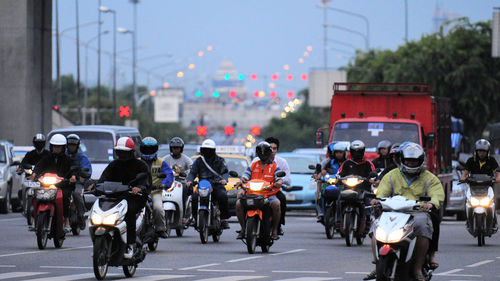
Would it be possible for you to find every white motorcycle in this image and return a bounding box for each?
[162,173,191,237]
[462,174,498,246]
[87,173,149,280]
[372,195,434,281]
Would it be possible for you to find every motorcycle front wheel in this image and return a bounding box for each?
[475,214,485,246]
[344,212,355,247]
[26,199,33,226]
[376,254,396,281]
[324,206,335,239]
[93,236,109,280]
[123,264,137,277]
[246,216,258,254]
[36,212,49,250]
[198,211,209,244]
[165,210,174,238]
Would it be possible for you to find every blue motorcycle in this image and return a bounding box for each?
[195,180,223,244]
[319,174,341,239]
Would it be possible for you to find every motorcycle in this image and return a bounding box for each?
[19,163,37,226]
[162,172,191,237]
[462,174,498,246]
[87,173,149,280]
[231,170,286,254]
[194,179,223,244]
[69,168,91,236]
[319,173,341,239]
[339,173,376,246]
[32,173,66,250]
[372,195,434,281]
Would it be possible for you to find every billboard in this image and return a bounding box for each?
[154,88,184,123]
[309,69,346,107]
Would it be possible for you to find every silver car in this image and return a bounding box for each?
[0,140,23,213]
[446,160,466,220]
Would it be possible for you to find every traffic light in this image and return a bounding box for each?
[271,73,278,81]
[250,73,258,80]
[229,90,237,98]
[301,73,308,81]
[195,91,202,98]
[269,91,277,99]
[238,74,244,80]
[251,126,261,136]
[224,74,231,80]
[53,105,59,111]
[224,126,234,135]
[119,106,130,117]
[286,74,293,81]
[253,90,259,98]
[286,91,294,98]
[197,126,207,136]
[213,91,220,98]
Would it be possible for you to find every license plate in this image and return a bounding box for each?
[285,193,296,201]
[247,199,254,205]
[24,181,40,188]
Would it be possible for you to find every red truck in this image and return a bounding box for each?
[318,83,453,213]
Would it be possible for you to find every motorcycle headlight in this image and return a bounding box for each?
[387,228,406,243]
[327,178,337,185]
[91,213,103,225]
[249,182,264,191]
[198,187,210,197]
[479,197,491,207]
[342,177,362,188]
[375,227,387,242]
[102,213,117,225]
[40,176,60,186]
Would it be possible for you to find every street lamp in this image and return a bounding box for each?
[324,23,369,50]
[99,6,118,124]
[118,27,136,116]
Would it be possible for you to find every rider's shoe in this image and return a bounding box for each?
[278,226,284,236]
[221,220,230,229]
[316,215,324,223]
[124,244,135,259]
[157,231,168,239]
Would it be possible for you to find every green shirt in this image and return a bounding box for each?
[377,168,445,208]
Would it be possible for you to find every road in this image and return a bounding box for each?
[0,212,499,281]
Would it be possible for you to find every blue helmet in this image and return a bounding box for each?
[140,137,158,161]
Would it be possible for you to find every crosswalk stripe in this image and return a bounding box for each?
[0,272,47,279]
[274,278,342,281]
[194,276,267,281]
[132,275,194,281]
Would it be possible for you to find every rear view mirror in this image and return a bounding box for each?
[276,171,286,178]
[315,130,324,147]
[308,164,316,170]
[157,173,166,179]
[229,171,239,178]
[426,132,436,149]
[22,163,33,169]
[11,160,20,166]
[369,171,378,179]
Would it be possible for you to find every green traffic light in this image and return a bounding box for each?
[238,74,244,81]
[195,91,202,98]
[213,91,220,98]
[224,74,231,80]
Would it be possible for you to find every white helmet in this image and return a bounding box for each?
[400,142,425,175]
[115,137,135,151]
[49,134,67,146]
[201,139,216,149]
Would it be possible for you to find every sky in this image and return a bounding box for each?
[54,0,500,99]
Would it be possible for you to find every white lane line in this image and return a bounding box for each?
[132,275,194,281]
[0,245,92,258]
[345,272,370,275]
[194,276,266,281]
[137,267,174,271]
[466,260,495,267]
[273,277,342,281]
[179,263,219,271]
[0,265,16,268]
[40,265,92,269]
[0,272,47,279]
[0,217,23,222]
[198,269,256,273]
[270,249,305,256]
[226,256,263,263]
[28,273,96,281]
[434,268,463,275]
[273,270,329,274]
[435,273,482,277]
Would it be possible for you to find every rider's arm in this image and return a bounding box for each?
[183,154,193,176]
[220,159,230,182]
[279,158,292,186]
[375,171,393,199]
[426,174,445,209]
[160,160,174,187]
[186,158,199,183]
[79,154,92,177]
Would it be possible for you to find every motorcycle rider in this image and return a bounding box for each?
[372,140,392,170]
[376,143,401,180]
[18,134,50,173]
[265,137,291,235]
[338,140,375,191]
[139,137,174,238]
[31,134,77,232]
[187,139,230,229]
[235,141,283,240]
[164,137,193,222]
[89,137,151,259]
[369,142,445,281]
[66,134,92,229]
[460,139,500,182]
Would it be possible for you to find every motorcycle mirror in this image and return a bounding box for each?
[229,170,239,178]
[178,172,187,178]
[10,160,20,166]
[276,171,286,178]
[419,196,431,202]
[222,168,229,175]
[22,163,33,169]
[157,173,167,179]
[308,164,316,170]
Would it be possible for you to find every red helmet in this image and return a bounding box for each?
[115,137,135,151]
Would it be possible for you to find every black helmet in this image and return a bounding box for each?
[169,137,185,153]
[33,133,46,150]
[377,140,391,154]
[474,139,490,157]
[256,141,273,164]
[66,134,81,146]
[140,137,159,161]
[350,140,365,162]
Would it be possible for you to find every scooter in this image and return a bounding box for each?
[32,173,66,250]
[318,173,341,239]
[372,195,434,281]
[462,174,498,246]
[19,163,37,227]
[162,172,191,237]
[195,179,223,244]
[88,173,148,280]
[231,170,286,254]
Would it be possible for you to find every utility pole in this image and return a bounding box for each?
[75,0,82,124]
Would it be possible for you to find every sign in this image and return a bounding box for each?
[154,88,184,123]
[309,70,347,107]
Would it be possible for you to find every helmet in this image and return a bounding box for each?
[33,133,46,150]
[327,142,336,158]
[400,142,425,175]
[201,139,216,149]
[169,137,185,153]
[333,142,347,152]
[140,137,158,161]
[474,139,490,155]
[49,134,67,146]
[115,137,135,151]
[256,141,273,163]
[200,139,216,161]
[349,140,365,162]
[377,140,391,153]
[66,134,81,146]
[389,143,401,155]
[389,143,402,165]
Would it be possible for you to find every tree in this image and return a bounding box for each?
[346,19,500,140]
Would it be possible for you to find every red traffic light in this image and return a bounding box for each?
[250,73,258,80]
[286,74,293,81]
[253,90,259,98]
[301,73,308,81]
[224,126,234,135]
[269,91,277,98]
[229,90,237,98]
[286,91,294,98]
[251,126,261,136]
[53,105,59,111]
[271,73,279,81]
[197,126,207,136]
[119,106,130,117]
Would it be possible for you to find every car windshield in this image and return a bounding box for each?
[0,145,5,163]
[224,157,249,176]
[279,155,317,174]
[56,131,114,163]
[332,122,420,152]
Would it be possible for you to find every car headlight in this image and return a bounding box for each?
[91,213,103,225]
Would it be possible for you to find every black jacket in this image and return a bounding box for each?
[338,159,375,191]
[98,159,152,193]
[372,156,391,170]
[34,152,76,188]
[187,155,229,186]
[465,156,499,176]
[21,149,50,167]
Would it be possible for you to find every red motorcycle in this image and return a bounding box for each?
[32,173,65,249]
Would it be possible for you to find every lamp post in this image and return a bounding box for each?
[118,27,136,116]
[130,0,139,119]
[75,0,82,124]
[99,6,117,124]
[97,0,102,124]
[325,23,369,50]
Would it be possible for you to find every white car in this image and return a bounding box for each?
[0,141,24,213]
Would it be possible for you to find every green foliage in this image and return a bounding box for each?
[346,19,500,140]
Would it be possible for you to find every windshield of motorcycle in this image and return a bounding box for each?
[332,122,419,152]
[99,181,130,194]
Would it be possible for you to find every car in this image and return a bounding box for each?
[12,146,33,163]
[0,140,24,213]
[159,143,200,159]
[293,147,328,162]
[446,160,467,220]
[277,152,321,210]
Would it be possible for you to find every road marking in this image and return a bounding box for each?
[466,260,494,267]
[434,268,482,278]
[345,272,370,275]
[435,269,463,275]
[194,276,266,281]
[226,256,263,263]
[198,269,256,273]
[179,263,219,271]
[0,265,16,268]
[137,267,174,271]
[0,217,23,222]
[274,277,342,281]
[0,272,47,279]
[40,265,92,269]
[270,249,305,256]
[0,245,92,258]
[28,273,96,281]
[132,275,193,281]
[273,270,329,274]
